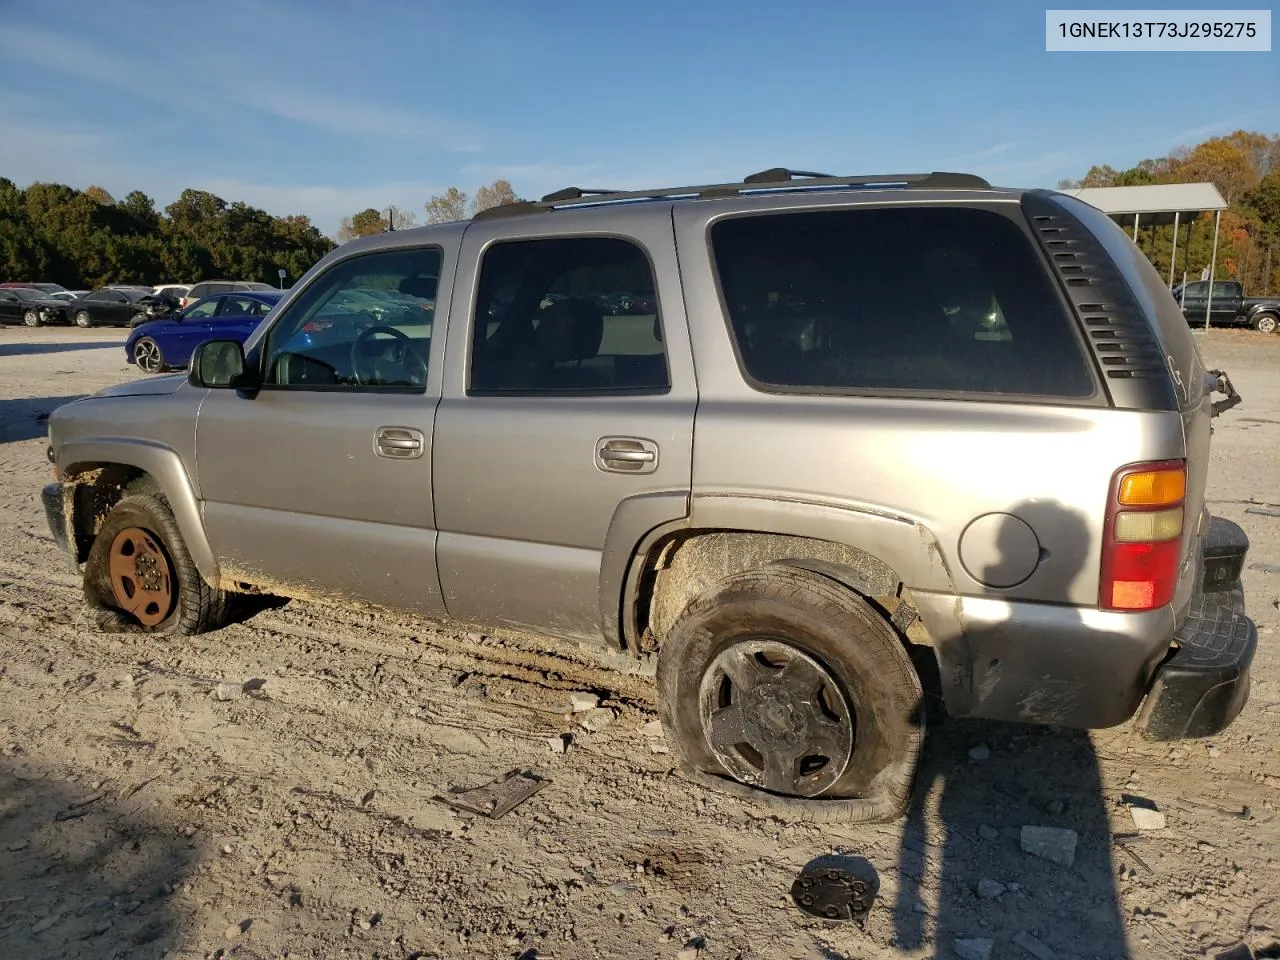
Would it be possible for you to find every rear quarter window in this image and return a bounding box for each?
[710,206,1096,399]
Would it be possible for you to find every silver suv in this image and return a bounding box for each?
[41,169,1258,821]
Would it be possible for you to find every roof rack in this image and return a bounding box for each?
[472,169,991,220]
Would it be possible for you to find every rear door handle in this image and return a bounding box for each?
[596,437,659,474]
[375,426,425,459]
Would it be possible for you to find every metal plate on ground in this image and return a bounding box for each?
[434,768,548,819]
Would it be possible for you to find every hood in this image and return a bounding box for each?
[90,374,188,399]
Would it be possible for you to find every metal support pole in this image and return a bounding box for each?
[1205,210,1220,332]
[1168,211,1180,288]
[1133,213,1140,241]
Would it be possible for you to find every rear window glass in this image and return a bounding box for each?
[711,207,1095,398]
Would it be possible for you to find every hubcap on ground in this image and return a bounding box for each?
[135,340,161,372]
[107,526,175,626]
[698,639,854,797]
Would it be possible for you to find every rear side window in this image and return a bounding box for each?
[711,207,1095,399]
[469,236,669,395]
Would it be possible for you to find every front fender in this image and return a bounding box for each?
[59,438,218,583]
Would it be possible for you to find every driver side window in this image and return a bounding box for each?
[262,246,440,393]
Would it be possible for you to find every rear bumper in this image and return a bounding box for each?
[1136,517,1256,740]
[912,516,1257,737]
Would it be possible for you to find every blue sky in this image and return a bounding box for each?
[1,0,1276,237]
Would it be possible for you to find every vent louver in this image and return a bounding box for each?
[1021,191,1178,412]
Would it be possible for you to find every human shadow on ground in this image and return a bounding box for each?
[0,396,85,443]
[0,759,195,959]
[892,501,1133,960]
[0,341,119,358]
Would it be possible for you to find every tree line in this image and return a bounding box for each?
[1058,130,1279,294]
[337,179,521,242]
[0,178,336,289]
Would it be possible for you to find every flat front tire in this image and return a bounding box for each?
[656,565,924,822]
[83,493,229,635]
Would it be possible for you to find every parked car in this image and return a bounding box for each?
[0,282,67,295]
[42,168,1257,822]
[125,291,284,373]
[1174,280,1280,333]
[0,286,72,326]
[68,287,154,327]
[180,280,276,309]
[153,284,192,303]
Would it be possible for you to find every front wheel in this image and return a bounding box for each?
[1253,313,1278,334]
[132,337,166,373]
[74,310,92,328]
[83,493,229,635]
[22,309,41,327]
[656,565,924,822]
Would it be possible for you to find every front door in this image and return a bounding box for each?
[193,239,458,616]
[167,296,223,362]
[432,216,697,643]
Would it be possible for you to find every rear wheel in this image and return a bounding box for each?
[74,310,92,328]
[656,565,924,822]
[1253,312,1278,334]
[133,337,166,373]
[22,309,41,327]
[83,493,229,635]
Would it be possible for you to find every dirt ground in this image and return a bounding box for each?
[1,326,1278,960]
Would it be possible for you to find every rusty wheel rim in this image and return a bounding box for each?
[107,526,176,627]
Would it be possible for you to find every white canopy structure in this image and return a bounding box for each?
[1059,182,1229,330]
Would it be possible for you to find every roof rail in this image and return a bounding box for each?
[472,169,991,220]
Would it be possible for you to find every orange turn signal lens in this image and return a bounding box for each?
[1118,468,1185,507]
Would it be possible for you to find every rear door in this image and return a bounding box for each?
[213,295,267,341]
[194,235,458,615]
[432,208,696,643]
[0,291,19,323]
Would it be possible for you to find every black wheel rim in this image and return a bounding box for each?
[698,638,854,797]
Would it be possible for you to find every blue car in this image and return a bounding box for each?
[125,290,285,373]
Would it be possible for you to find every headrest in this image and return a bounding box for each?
[398,276,438,300]
[653,316,663,343]
[538,298,603,363]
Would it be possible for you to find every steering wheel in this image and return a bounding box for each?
[350,324,426,386]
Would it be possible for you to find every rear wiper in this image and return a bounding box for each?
[1206,369,1242,417]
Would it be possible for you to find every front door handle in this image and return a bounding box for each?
[375,426,424,460]
[596,437,659,474]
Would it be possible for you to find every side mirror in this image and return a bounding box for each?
[189,340,255,390]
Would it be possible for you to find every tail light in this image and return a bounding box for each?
[1100,460,1186,612]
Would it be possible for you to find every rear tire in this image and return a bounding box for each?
[83,493,229,635]
[74,310,92,328]
[656,565,924,822]
[1253,312,1278,334]
[22,309,41,327]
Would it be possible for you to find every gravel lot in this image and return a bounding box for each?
[1,325,1278,960]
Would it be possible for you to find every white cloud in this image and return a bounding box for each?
[0,17,479,149]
